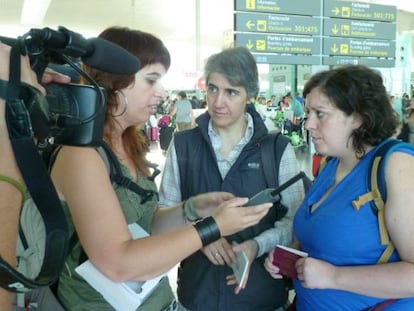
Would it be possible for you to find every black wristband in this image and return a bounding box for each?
[193,216,221,247]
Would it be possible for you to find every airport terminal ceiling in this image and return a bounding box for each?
[1,0,413,47]
[0,0,413,88]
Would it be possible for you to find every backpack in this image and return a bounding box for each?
[397,122,409,143]
[48,141,160,266]
[157,114,171,128]
[0,151,68,294]
[260,131,313,193]
[350,138,414,264]
[259,131,311,221]
[316,139,414,264]
[14,141,160,308]
[304,139,414,310]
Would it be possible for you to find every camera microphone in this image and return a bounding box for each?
[1,26,140,75]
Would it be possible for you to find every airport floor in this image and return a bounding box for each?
[146,139,313,297]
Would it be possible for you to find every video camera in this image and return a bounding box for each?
[0,26,140,293]
[0,26,140,146]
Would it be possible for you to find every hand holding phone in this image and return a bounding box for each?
[230,250,249,286]
[244,171,306,206]
[244,189,281,206]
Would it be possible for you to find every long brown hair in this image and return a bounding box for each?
[84,26,171,176]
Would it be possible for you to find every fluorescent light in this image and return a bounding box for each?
[21,0,52,25]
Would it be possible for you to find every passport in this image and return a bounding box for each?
[272,245,308,279]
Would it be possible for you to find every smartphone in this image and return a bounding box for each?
[244,171,306,206]
[230,250,249,286]
[244,189,281,206]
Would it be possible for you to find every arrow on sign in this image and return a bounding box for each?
[246,40,254,49]
[331,44,338,53]
[331,7,340,15]
[246,20,255,29]
[332,24,339,34]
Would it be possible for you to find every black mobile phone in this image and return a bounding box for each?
[244,171,306,206]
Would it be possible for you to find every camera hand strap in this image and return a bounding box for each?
[0,44,69,292]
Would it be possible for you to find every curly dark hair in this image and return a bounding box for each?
[303,65,398,157]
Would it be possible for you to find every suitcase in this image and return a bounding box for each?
[159,126,174,151]
[147,126,159,141]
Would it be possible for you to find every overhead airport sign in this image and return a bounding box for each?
[323,37,395,58]
[253,53,321,65]
[235,0,321,16]
[235,12,321,35]
[234,0,396,67]
[324,0,397,22]
[322,56,395,67]
[323,19,396,40]
[235,33,321,54]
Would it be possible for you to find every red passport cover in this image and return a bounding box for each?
[272,245,308,279]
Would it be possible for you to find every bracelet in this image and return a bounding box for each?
[0,174,26,206]
[193,216,221,247]
[182,197,199,222]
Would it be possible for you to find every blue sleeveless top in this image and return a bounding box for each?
[293,143,414,310]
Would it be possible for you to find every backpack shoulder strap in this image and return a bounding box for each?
[260,131,290,188]
[96,142,118,182]
[68,142,159,265]
[352,139,413,263]
[62,143,118,266]
[18,145,65,250]
[97,141,158,204]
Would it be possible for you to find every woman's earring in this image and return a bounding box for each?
[112,90,128,117]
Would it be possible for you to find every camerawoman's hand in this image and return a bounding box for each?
[0,43,45,96]
[191,191,235,219]
[0,43,70,87]
[212,197,272,237]
[41,68,71,85]
[1,43,44,122]
[0,42,70,111]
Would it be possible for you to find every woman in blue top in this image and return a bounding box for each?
[265,65,414,310]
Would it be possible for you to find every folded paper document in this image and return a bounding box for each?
[75,223,166,311]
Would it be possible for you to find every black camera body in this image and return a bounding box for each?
[1,25,140,147]
[0,26,141,293]
[42,83,106,146]
[13,79,106,147]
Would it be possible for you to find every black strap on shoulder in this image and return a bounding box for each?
[0,44,68,292]
[98,141,159,204]
[64,141,161,267]
[260,131,290,188]
[260,131,314,193]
